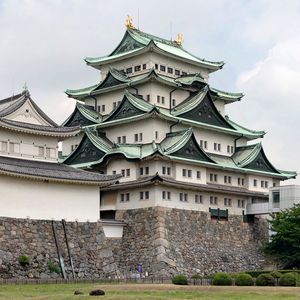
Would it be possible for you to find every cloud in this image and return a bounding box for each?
[228,37,300,183]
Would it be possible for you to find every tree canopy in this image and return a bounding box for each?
[265,204,300,268]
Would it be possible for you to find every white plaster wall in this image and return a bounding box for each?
[248,174,274,193]
[213,99,225,115]
[175,162,206,184]
[61,133,84,157]
[106,159,137,182]
[104,185,248,215]
[0,128,58,161]
[269,185,300,210]
[0,175,100,221]
[105,118,170,144]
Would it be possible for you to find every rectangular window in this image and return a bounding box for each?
[227,145,230,153]
[140,191,144,200]
[2,141,7,152]
[172,99,176,107]
[265,181,268,188]
[134,65,141,72]
[97,105,101,112]
[210,196,218,205]
[126,67,133,74]
[112,170,116,175]
[167,67,173,74]
[46,148,51,158]
[242,178,244,186]
[214,143,217,150]
[218,144,221,151]
[175,69,180,76]
[146,94,150,102]
[261,181,264,188]
[155,131,158,140]
[121,169,125,176]
[155,64,158,70]
[195,195,203,204]
[187,170,192,178]
[120,194,125,202]
[140,167,144,175]
[161,96,165,104]
[126,169,130,177]
[182,169,187,177]
[157,95,160,103]
[224,198,232,206]
[238,178,241,185]
[204,141,207,149]
[134,134,139,142]
[167,192,171,200]
[160,65,166,72]
[145,191,149,199]
[231,146,234,153]
[167,167,171,175]
[38,146,44,157]
[162,166,166,175]
[210,173,213,181]
[139,133,143,141]
[214,174,218,182]
[224,176,227,183]
[122,136,126,143]
[254,179,257,187]
[162,191,166,200]
[197,171,201,179]
[126,193,130,202]
[101,104,105,112]
[145,166,149,175]
[180,193,188,202]
[142,64,147,70]
[228,176,231,184]
[117,136,121,143]
[238,199,245,208]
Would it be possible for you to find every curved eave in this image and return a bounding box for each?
[84,41,224,71]
[210,87,244,103]
[0,168,121,186]
[0,120,81,138]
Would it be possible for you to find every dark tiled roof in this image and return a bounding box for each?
[0,118,80,135]
[0,156,121,185]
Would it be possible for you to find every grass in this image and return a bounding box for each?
[0,283,299,299]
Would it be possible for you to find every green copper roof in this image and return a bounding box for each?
[85,28,224,70]
[65,68,242,104]
[62,102,102,127]
[64,128,295,179]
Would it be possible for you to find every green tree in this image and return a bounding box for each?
[265,204,300,268]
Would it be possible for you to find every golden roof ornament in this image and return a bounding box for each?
[125,15,135,29]
[177,32,183,47]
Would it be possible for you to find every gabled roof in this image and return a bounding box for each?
[172,86,235,130]
[160,128,215,163]
[0,91,80,137]
[62,102,102,127]
[103,90,154,123]
[0,90,57,126]
[0,155,120,185]
[84,28,224,71]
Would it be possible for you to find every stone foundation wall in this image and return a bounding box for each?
[116,207,268,276]
[0,207,268,279]
[0,218,119,279]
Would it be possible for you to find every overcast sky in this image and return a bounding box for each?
[0,0,299,184]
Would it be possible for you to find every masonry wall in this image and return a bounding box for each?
[115,207,268,276]
[0,218,119,279]
[0,207,268,279]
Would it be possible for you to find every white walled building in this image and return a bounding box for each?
[62,20,297,220]
[0,90,120,223]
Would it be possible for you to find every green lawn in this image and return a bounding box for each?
[0,283,300,299]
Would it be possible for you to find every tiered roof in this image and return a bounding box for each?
[84,28,224,71]
[66,68,243,104]
[63,128,296,180]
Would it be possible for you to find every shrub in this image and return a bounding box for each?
[19,255,30,266]
[256,274,275,286]
[172,274,188,285]
[279,272,297,286]
[47,261,61,274]
[89,289,105,296]
[270,271,282,279]
[212,272,232,286]
[235,273,254,286]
